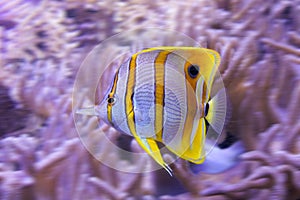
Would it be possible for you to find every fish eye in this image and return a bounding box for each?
[187,64,199,78]
[107,96,116,105]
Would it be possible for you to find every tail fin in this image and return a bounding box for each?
[76,106,99,116]
[205,88,227,134]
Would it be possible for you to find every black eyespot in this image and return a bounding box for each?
[204,103,209,117]
[107,96,116,105]
[131,93,134,101]
[187,64,199,78]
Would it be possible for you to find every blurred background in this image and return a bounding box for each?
[0,0,299,199]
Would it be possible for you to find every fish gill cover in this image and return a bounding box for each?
[0,0,299,199]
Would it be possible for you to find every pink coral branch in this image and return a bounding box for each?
[282,123,300,152]
[288,31,300,46]
[202,166,275,196]
[277,165,300,191]
[240,151,272,165]
[261,38,300,56]
[275,151,300,168]
[286,82,300,126]
[257,124,281,152]
[232,0,257,20]
[169,158,202,196]
[88,177,128,200]
[34,138,79,173]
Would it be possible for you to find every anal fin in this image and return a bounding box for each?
[135,137,172,175]
[165,118,207,164]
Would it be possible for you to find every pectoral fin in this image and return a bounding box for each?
[206,88,227,134]
[134,137,172,175]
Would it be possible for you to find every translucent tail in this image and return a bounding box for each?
[76,106,99,116]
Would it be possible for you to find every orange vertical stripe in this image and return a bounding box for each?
[181,62,201,151]
[154,51,170,141]
[125,55,138,137]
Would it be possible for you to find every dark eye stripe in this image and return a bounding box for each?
[182,62,200,149]
[107,68,119,123]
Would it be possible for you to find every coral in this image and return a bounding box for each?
[0,0,79,62]
[156,0,300,199]
[0,114,157,199]
[0,84,29,136]
[0,0,157,199]
[0,0,299,199]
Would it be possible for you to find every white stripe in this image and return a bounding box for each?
[134,51,158,138]
[162,52,187,146]
[112,59,132,136]
[206,52,218,102]
[189,77,204,146]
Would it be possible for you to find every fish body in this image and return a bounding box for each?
[77,47,226,175]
